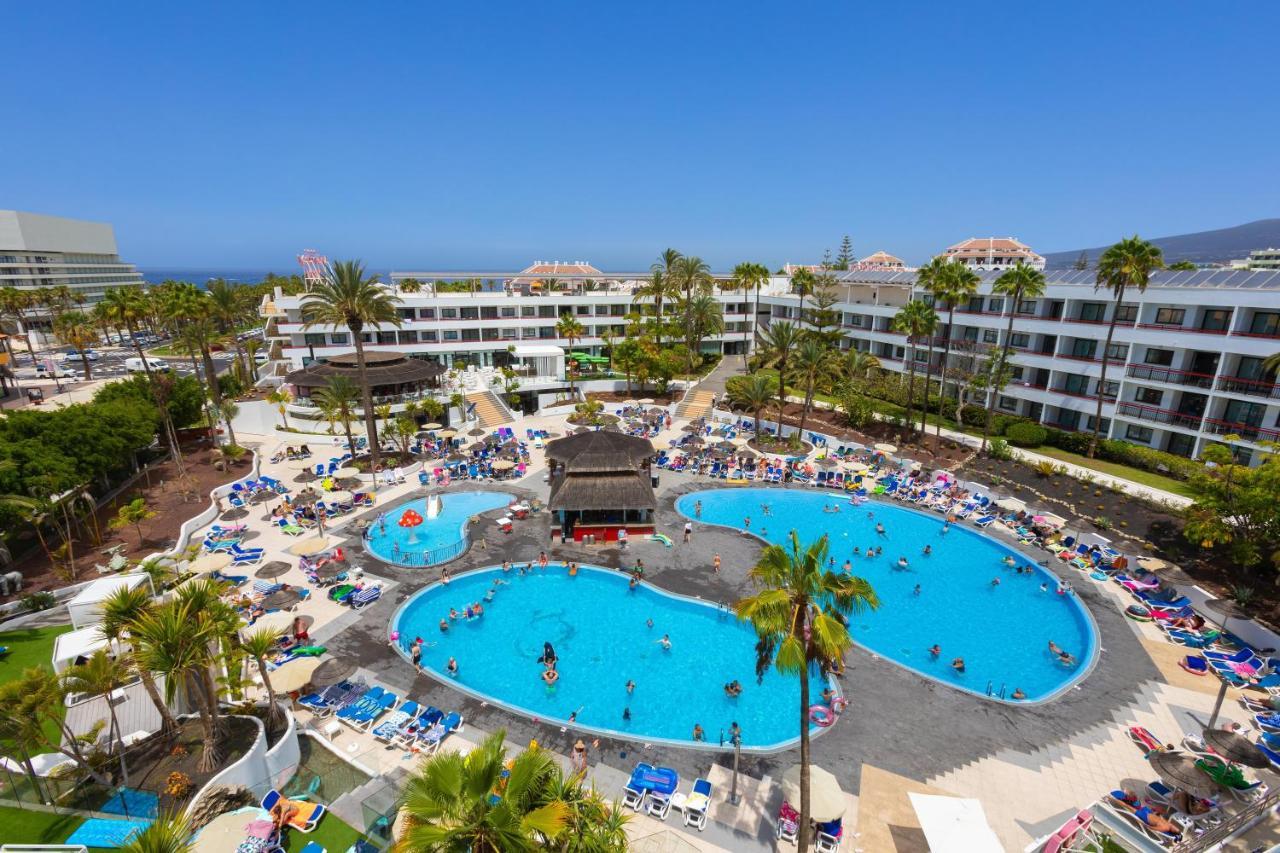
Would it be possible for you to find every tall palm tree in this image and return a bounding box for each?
[213,399,239,448]
[793,337,836,438]
[556,313,586,396]
[732,261,770,359]
[677,292,724,375]
[206,278,251,379]
[981,263,1047,452]
[0,286,40,365]
[922,261,979,446]
[736,533,878,853]
[633,270,675,348]
[61,649,133,784]
[1089,236,1164,457]
[300,261,403,469]
[99,585,178,733]
[728,373,777,437]
[53,311,98,379]
[758,321,804,435]
[313,375,361,453]
[912,259,949,435]
[395,729,571,852]
[891,301,939,438]
[791,268,817,328]
[240,626,286,723]
[842,348,881,391]
[672,254,712,301]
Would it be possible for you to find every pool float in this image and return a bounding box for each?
[649,533,673,548]
[328,583,356,602]
[291,645,327,657]
[1089,571,1110,582]
[1125,605,1153,622]
[809,705,836,727]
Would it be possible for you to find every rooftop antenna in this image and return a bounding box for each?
[297,249,329,291]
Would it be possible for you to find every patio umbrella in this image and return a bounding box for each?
[311,657,357,686]
[221,506,250,520]
[685,434,705,445]
[638,398,655,405]
[492,459,515,470]
[422,422,443,430]
[446,452,469,462]
[873,442,898,454]
[262,588,302,610]
[292,491,320,506]
[781,764,845,822]
[845,462,870,474]
[816,457,839,468]
[468,427,487,437]
[191,807,270,853]
[293,469,317,483]
[190,553,232,573]
[1037,512,1068,529]
[995,497,1027,512]
[326,489,355,504]
[1201,727,1270,768]
[254,561,291,580]
[313,562,345,579]
[715,440,737,452]
[288,536,331,557]
[333,466,361,479]
[1135,556,1170,572]
[252,489,280,503]
[249,611,312,636]
[681,424,700,432]
[269,657,320,693]
[1148,750,1222,799]
[439,429,457,439]
[737,447,759,459]
[648,407,665,415]
[288,457,318,470]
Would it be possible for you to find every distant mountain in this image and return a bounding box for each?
[1043,219,1280,269]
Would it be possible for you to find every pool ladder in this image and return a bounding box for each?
[985,681,1006,699]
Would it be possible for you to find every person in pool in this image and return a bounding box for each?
[540,642,557,665]
[1012,687,1027,700]
[897,556,909,569]
[694,500,702,518]
[626,679,635,694]
[629,576,639,590]
[875,522,886,537]
[502,559,512,573]
[439,619,449,632]
[913,584,921,596]
[922,545,932,556]
[446,657,459,676]
[692,724,705,741]
[658,634,672,651]
[843,559,852,572]
[543,668,559,685]
[821,686,835,705]
[724,680,742,697]
[951,657,965,673]
[449,607,460,620]
[1002,555,1016,567]
[928,644,941,658]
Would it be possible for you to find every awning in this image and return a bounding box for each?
[908,793,1003,853]
[512,343,564,357]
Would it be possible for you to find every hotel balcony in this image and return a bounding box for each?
[1125,364,1216,390]
[1115,402,1203,431]
[1215,375,1280,401]
[1201,417,1280,443]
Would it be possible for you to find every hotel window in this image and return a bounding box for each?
[521,306,536,318]
[418,308,435,320]
[421,331,438,342]
[983,329,998,343]
[440,307,457,319]
[988,297,1005,313]
[1114,304,1138,322]
[1016,299,1036,314]
[1125,425,1154,443]
[1079,303,1107,321]
[538,305,557,319]
[330,333,348,345]
[595,305,611,316]
[443,330,459,342]
[610,305,627,317]
[480,306,498,320]
[1201,309,1231,331]
[501,328,517,339]
[522,328,539,338]
[460,307,479,320]
[1236,356,1267,381]
[576,305,591,316]
[1144,348,1174,366]
[1085,415,1110,433]
[1251,312,1280,336]
[1063,374,1089,395]
[1106,343,1128,360]
[1070,340,1097,359]
[398,330,418,344]
[500,306,516,318]
[1135,388,1163,405]
[1154,307,1185,325]
[998,396,1017,412]
[1101,380,1119,398]
[1010,366,1025,381]
[1010,333,1030,348]
[397,308,415,320]
[966,296,984,312]
[1223,399,1265,427]
[377,332,396,345]
[303,333,326,346]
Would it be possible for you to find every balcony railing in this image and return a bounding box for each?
[1233,329,1280,340]
[1126,364,1216,389]
[1215,375,1280,400]
[1135,322,1229,335]
[1056,352,1104,364]
[1052,387,1118,403]
[1202,418,1280,442]
[1116,402,1203,431]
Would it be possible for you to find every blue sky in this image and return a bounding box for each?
[3,2,1277,270]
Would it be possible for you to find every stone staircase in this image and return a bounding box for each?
[675,388,715,420]
[923,680,1209,848]
[464,390,511,428]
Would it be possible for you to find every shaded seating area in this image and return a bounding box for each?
[545,430,656,542]
[285,350,445,408]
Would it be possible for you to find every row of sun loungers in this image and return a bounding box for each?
[621,763,714,831]
[298,681,464,752]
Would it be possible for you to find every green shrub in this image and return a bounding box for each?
[987,439,1013,460]
[1005,422,1047,447]
[1044,428,1091,454]
[21,591,56,612]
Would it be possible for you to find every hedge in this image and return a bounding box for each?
[1042,428,1201,481]
[1005,422,1048,447]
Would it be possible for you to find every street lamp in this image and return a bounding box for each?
[729,722,742,806]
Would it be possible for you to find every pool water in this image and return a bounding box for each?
[393,565,830,749]
[676,488,1097,702]
[366,491,511,566]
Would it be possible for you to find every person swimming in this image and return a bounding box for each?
[913,584,921,596]
[658,634,672,651]
[439,619,449,632]
[875,523,886,537]
[447,657,459,676]
[540,642,557,665]
[897,556,909,569]
[928,644,941,657]
[449,608,460,620]
[625,679,635,694]
[1012,687,1027,700]
[724,680,742,697]
[951,657,965,673]
[542,668,559,685]
[922,545,932,556]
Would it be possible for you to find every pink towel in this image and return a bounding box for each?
[1231,662,1258,676]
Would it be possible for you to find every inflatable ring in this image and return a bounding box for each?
[808,704,835,727]
[1125,605,1153,622]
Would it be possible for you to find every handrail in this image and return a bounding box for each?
[1136,322,1229,335]
[1215,375,1280,399]
[1126,364,1216,388]
[1116,401,1203,430]
[1202,418,1280,442]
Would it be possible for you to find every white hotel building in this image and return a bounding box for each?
[262,255,1280,464]
[0,210,145,312]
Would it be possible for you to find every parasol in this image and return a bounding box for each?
[439,429,457,439]
[333,466,361,479]
[311,657,357,686]
[254,561,291,580]
[468,427,487,437]
[1148,750,1223,799]
[422,422,443,430]
[269,657,320,693]
[249,612,312,636]
[1201,727,1270,768]
[262,588,302,610]
[1135,556,1170,572]
[995,497,1027,512]
[781,764,845,822]
[190,553,232,573]
[327,490,355,505]
[492,459,515,470]
[288,536,331,557]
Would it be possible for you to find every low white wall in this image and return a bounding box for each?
[263,705,301,793]
[185,708,302,818]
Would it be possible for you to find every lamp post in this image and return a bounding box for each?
[729,723,742,806]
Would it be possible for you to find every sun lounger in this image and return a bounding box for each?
[211,570,248,586]
[683,778,712,830]
[1103,795,1181,846]
[1040,809,1096,853]
[973,515,995,527]
[261,789,327,832]
[349,585,382,609]
[371,701,420,743]
[1127,726,1169,755]
[335,686,385,721]
[341,690,397,731]
[277,518,306,536]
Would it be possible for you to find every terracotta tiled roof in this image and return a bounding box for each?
[859,251,905,268]
[941,238,1043,262]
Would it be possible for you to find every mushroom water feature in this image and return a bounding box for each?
[399,508,424,544]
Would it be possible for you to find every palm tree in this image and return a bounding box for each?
[99,585,178,733]
[313,375,361,453]
[922,261,979,446]
[53,311,98,379]
[109,497,157,547]
[732,261,769,359]
[891,301,939,438]
[677,293,724,375]
[0,286,40,365]
[791,268,817,328]
[300,261,403,470]
[1089,236,1164,457]
[395,729,570,852]
[793,337,836,438]
[399,277,423,293]
[556,314,586,396]
[213,399,240,448]
[206,278,251,378]
[981,263,1047,452]
[61,648,133,784]
[735,533,878,853]
[265,388,293,429]
[672,254,712,301]
[633,269,675,348]
[240,626,286,723]
[542,763,630,851]
[119,812,192,853]
[842,348,881,391]
[912,259,949,434]
[91,299,123,345]
[758,321,804,435]
[728,373,777,437]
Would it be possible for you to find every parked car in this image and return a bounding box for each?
[62,349,100,362]
[125,356,170,372]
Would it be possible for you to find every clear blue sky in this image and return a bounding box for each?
[3,2,1277,271]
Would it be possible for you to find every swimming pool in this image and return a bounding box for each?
[676,488,1098,702]
[366,491,512,567]
[392,564,831,750]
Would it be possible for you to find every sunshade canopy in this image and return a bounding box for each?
[781,765,845,822]
[908,793,1003,853]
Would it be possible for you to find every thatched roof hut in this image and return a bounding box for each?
[544,430,656,541]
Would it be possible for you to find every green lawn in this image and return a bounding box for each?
[0,804,87,846]
[0,624,74,748]
[285,813,369,852]
[1031,446,1195,498]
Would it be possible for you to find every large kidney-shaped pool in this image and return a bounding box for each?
[677,488,1098,702]
[366,491,511,567]
[393,565,830,749]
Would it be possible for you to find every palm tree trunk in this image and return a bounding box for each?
[936,308,955,448]
[106,700,130,786]
[798,658,812,853]
[130,328,186,476]
[138,667,178,733]
[352,332,382,469]
[904,341,917,437]
[80,352,92,381]
[223,415,238,449]
[1088,285,1124,458]
[798,381,814,438]
[654,297,663,349]
[256,657,282,722]
[776,356,788,435]
[750,283,760,362]
[981,299,1019,453]
[921,338,936,435]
